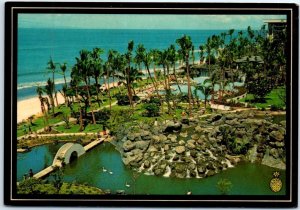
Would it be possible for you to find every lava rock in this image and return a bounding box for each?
[175,146,186,154]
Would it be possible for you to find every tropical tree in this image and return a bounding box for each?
[36,85,49,127]
[44,78,55,114]
[125,40,135,107]
[149,49,160,80]
[36,86,46,114]
[195,83,212,109]
[176,34,193,115]
[46,57,57,107]
[90,47,104,107]
[59,62,68,87]
[139,45,160,97]
[204,71,219,104]
[168,44,182,94]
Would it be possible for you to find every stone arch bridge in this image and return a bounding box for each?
[33,138,104,179]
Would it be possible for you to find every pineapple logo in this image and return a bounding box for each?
[270,171,282,192]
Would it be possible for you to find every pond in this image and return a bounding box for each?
[17,142,286,195]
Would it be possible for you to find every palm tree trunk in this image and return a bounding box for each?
[106,74,112,111]
[146,65,159,97]
[95,78,101,107]
[126,66,133,107]
[186,55,192,116]
[173,64,182,94]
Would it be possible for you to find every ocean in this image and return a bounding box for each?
[17,28,228,100]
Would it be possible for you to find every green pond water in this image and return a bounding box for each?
[17,142,286,195]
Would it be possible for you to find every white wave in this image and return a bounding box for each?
[18,78,71,90]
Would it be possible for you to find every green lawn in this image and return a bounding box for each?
[240,87,285,109]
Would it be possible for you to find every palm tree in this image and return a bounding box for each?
[59,62,68,87]
[176,34,193,116]
[125,40,134,107]
[199,45,205,64]
[149,49,160,80]
[47,57,57,107]
[135,44,145,71]
[195,83,212,110]
[204,71,219,104]
[103,61,112,111]
[74,49,92,106]
[36,86,46,114]
[44,78,55,114]
[168,44,182,94]
[91,48,104,107]
[137,45,160,97]
[205,37,213,76]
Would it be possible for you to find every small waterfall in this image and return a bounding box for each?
[186,169,190,178]
[168,153,176,163]
[145,164,155,175]
[138,163,145,172]
[206,149,217,160]
[194,168,201,178]
[163,166,172,177]
[225,159,234,168]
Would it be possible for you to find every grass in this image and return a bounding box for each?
[239,87,286,109]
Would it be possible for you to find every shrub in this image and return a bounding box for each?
[116,94,140,105]
[270,104,282,111]
[142,103,160,117]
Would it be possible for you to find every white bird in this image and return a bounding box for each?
[102,167,107,172]
[125,182,130,188]
[109,171,113,175]
[187,191,192,195]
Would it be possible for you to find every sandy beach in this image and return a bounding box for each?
[17,93,65,123]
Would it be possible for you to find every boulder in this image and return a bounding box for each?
[195,126,202,133]
[179,140,185,145]
[188,163,196,170]
[123,140,135,152]
[154,168,164,176]
[186,142,196,150]
[270,130,284,141]
[167,134,177,143]
[179,132,188,138]
[135,141,150,150]
[191,134,199,140]
[261,153,286,170]
[175,163,186,173]
[270,148,280,159]
[181,118,190,125]
[275,142,285,148]
[144,160,150,168]
[197,165,206,174]
[175,146,186,154]
[164,144,170,151]
[164,121,182,133]
[206,170,215,177]
[190,150,197,158]
[158,134,168,142]
[152,135,160,142]
[148,145,158,152]
[211,114,222,122]
[280,120,286,127]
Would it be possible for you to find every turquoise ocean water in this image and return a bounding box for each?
[17,28,228,100]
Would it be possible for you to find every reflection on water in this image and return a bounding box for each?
[17,142,286,195]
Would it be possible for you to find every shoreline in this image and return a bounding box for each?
[17,93,65,123]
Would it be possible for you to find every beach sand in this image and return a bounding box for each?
[17,93,65,123]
